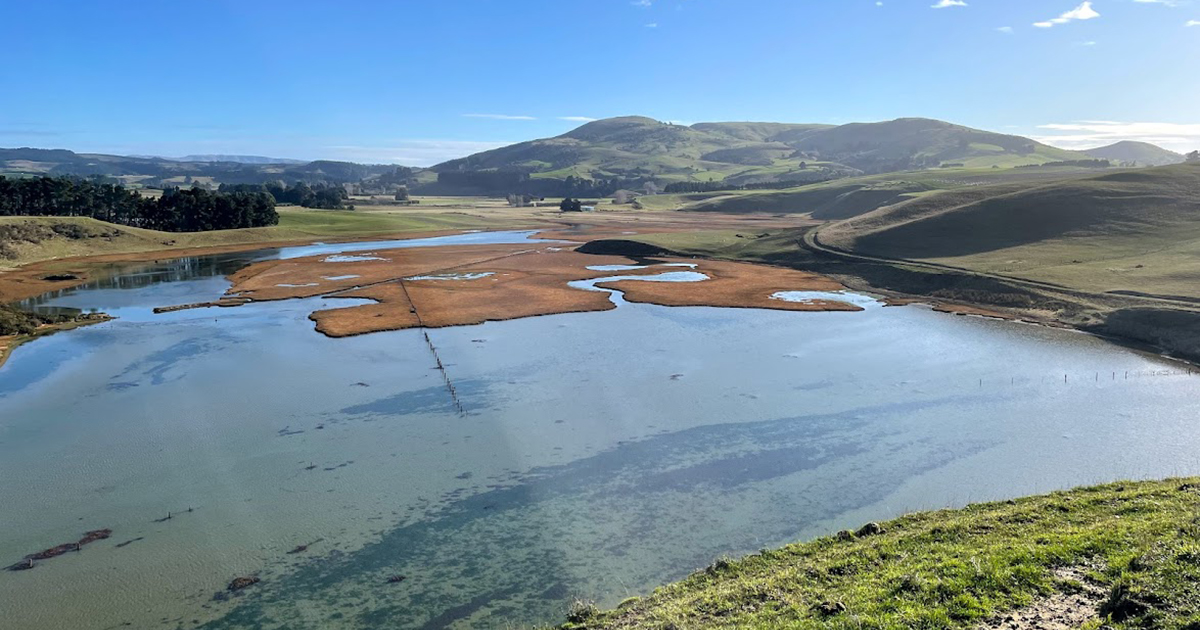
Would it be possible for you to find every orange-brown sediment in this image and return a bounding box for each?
[208,243,864,337]
[599,258,863,313]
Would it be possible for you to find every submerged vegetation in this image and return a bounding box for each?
[0,302,76,336]
[560,479,1200,630]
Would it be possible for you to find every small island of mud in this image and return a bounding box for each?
[170,241,865,338]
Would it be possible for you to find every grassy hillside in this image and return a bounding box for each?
[1083,141,1184,167]
[560,478,1200,630]
[822,163,1200,298]
[431,117,1093,194]
[435,117,841,187]
[779,117,1083,172]
[642,165,1112,217]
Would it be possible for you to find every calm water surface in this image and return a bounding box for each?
[2,231,1199,629]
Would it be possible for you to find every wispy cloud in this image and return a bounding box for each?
[0,121,67,138]
[931,0,966,8]
[0,129,63,137]
[324,140,514,166]
[559,116,597,122]
[1188,19,1200,25]
[996,26,1014,33]
[1135,0,1183,6]
[645,22,658,28]
[462,113,537,121]
[631,0,652,6]
[1034,2,1100,28]
[1033,120,1200,152]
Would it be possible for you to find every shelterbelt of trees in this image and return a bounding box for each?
[0,176,278,231]
[218,181,350,210]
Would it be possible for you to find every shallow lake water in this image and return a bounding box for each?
[2,231,1199,629]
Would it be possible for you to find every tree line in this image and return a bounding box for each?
[435,169,649,197]
[0,176,278,231]
[1015,159,1111,169]
[663,176,838,194]
[218,181,350,209]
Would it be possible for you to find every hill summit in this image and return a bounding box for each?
[1082,140,1184,166]
[429,116,1089,195]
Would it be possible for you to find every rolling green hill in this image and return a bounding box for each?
[821,162,1200,298]
[430,116,1095,195]
[641,164,1115,218]
[1082,141,1184,167]
[777,117,1084,172]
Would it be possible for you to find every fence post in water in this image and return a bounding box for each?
[399,278,465,416]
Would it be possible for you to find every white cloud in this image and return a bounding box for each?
[631,0,651,6]
[1033,120,1200,152]
[645,22,658,27]
[1034,1,1100,27]
[462,113,537,120]
[997,26,1014,33]
[931,0,966,8]
[324,140,514,166]
[1188,19,1200,25]
[559,116,597,122]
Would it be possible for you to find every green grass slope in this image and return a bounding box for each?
[1083,141,1184,167]
[432,117,1093,190]
[660,165,1110,217]
[561,479,1200,630]
[822,163,1200,297]
[781,118,1084,172]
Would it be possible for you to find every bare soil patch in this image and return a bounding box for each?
[977,568,1105,630]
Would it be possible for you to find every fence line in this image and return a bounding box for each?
[968,366,1197,390]
[397,278,465,415]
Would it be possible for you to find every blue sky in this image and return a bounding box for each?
[2,0,1198,165]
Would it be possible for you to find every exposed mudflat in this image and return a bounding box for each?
[214,242,860,337]
[600,259,861,313]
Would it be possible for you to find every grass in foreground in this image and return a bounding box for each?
[558,478,1200,629]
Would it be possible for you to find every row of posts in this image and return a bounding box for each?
[397,278,465,416]
[976,367,1196,387]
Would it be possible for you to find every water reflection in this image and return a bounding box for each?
[15,230,554,316]
[2,231,1199,630]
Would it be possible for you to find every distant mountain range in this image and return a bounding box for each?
[0,148,401,188]
[133,154,308,165]
[1,117,1186,196]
